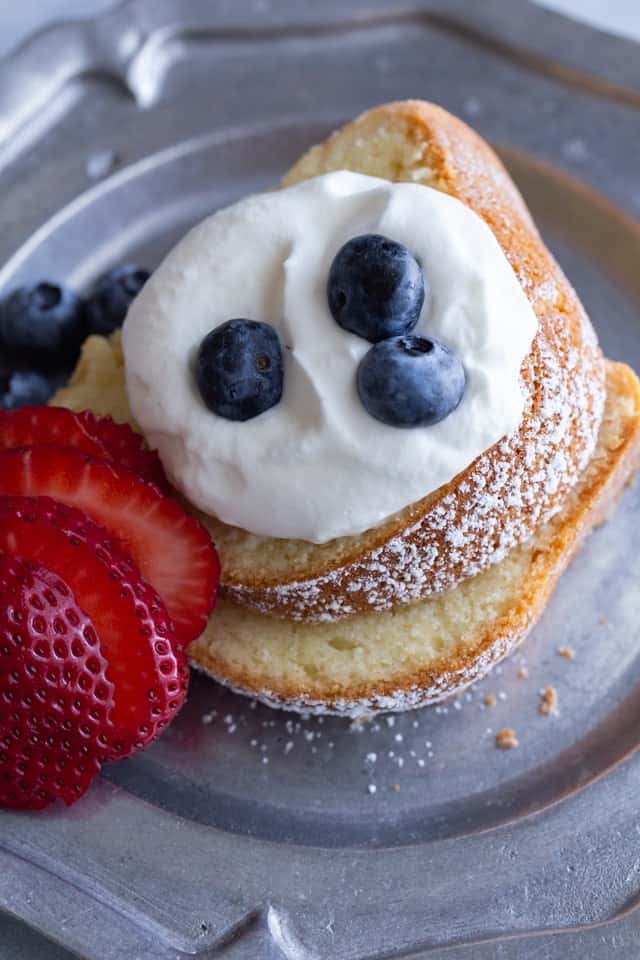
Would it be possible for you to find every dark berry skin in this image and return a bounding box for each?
[0,371,53,410]
[327,234,425,342]
[196,319,284,422]
[357,335,465,428]
[0,282,85,367]
[85,264,150,336]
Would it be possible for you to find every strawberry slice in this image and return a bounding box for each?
[0,496,188,760]
[0,555,115,809]
[0,406,169,491]
[76,410,170,491]
[0,448,219,646]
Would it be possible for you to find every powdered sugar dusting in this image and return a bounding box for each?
[220,110,607,622]
[224,306,605,622]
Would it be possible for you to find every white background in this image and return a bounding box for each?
[0,0,639,60]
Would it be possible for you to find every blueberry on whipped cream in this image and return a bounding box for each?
[327,231,464,428]
[196,318,283,421]
[357,336,465,427]
[328,233,424,343]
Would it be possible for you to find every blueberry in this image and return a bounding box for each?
[327,234,425,343]
[1,371,53,410]
[357,335,465,428]
[0,282,85,367]
[85,264,150,336]
[196,319,284,422]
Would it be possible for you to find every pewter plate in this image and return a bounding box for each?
[0,2,639,958]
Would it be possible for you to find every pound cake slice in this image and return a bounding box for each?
[57,102,606,626]
[187,362,639,715]
[149,100,606,623]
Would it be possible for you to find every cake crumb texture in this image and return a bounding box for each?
[496,728,519,750]
[539,686,558,716]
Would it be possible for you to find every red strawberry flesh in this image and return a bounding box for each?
[0,447,219,646]
[0,406,169,491]
[0,555,114,809]
[0,496,188,759]
[76,410,170,491]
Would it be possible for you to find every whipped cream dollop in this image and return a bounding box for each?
[123,172,538,543]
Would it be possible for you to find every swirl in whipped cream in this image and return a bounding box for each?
[123,172,538,543]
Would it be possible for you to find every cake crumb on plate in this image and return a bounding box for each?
[557,646,576,660]
[539,686,558,716]
[496,728,519,750]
